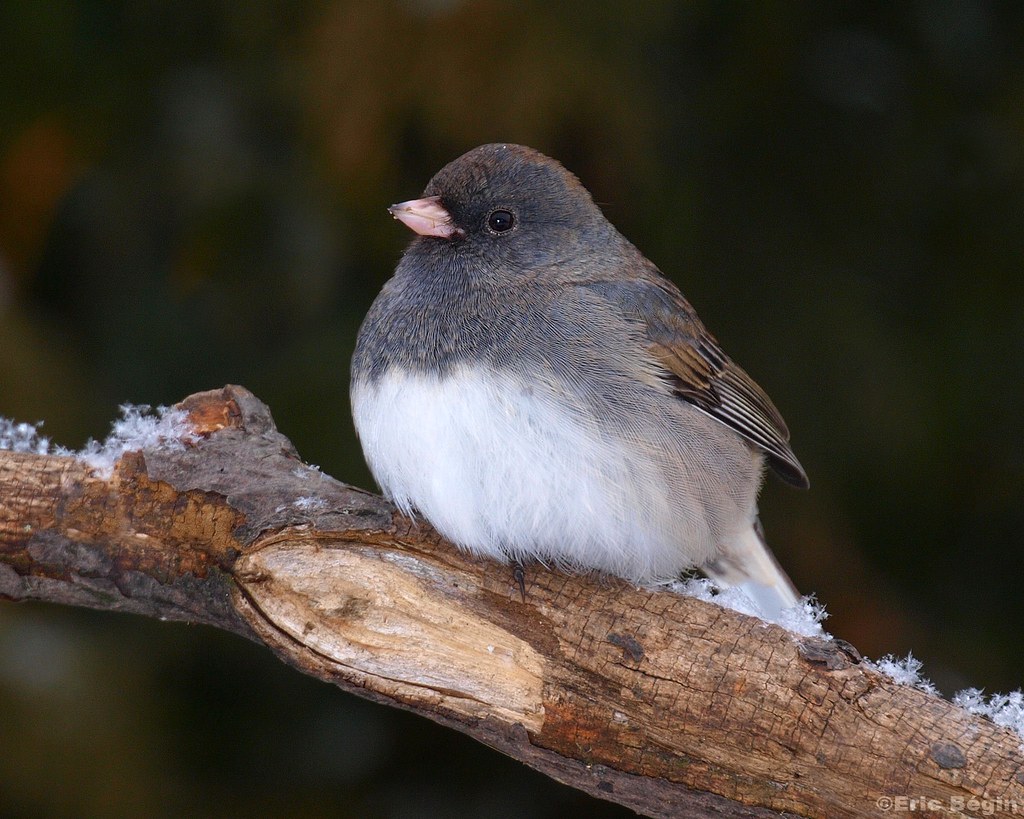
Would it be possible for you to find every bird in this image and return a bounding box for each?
[350,143,808,618]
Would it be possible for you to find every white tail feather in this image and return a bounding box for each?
[702,520,799,620]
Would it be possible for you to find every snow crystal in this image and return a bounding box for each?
[0,418,51,455]
[2,406,196,473]
[665,577,830,637]
[953,688,1024,742]
[851,654,1024,745]
[670,576,759,618]
[775,595,830,639]
[79,404,198,478]
[292,464,324,480]
[868,652,938,695]
[294,495,327,512]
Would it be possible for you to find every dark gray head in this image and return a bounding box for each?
[355,145,624,377]
[390,144,615,279]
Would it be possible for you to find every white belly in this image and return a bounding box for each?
[350,365,743,580]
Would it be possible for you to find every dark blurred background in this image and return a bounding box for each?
[1,1,1022,816]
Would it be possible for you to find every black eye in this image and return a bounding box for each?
[486,209,515,233]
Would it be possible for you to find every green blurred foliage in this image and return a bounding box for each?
[1,1,1022,816]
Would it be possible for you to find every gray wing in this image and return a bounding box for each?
[580,276,809,489]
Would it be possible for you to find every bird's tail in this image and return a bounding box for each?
[702,518,799,621]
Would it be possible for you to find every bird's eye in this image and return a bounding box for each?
[486,209,515,233]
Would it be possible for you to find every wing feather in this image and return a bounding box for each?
[580,274,808,488]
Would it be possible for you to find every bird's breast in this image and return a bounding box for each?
[349,363,752,579]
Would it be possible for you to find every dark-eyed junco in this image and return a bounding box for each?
[351,143,808,617]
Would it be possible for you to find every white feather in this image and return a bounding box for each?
[352,364,765,582]
[702,523,800,620]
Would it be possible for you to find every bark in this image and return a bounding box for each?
[0,386,1021,818]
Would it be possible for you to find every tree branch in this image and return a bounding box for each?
[1,386,1021,818]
